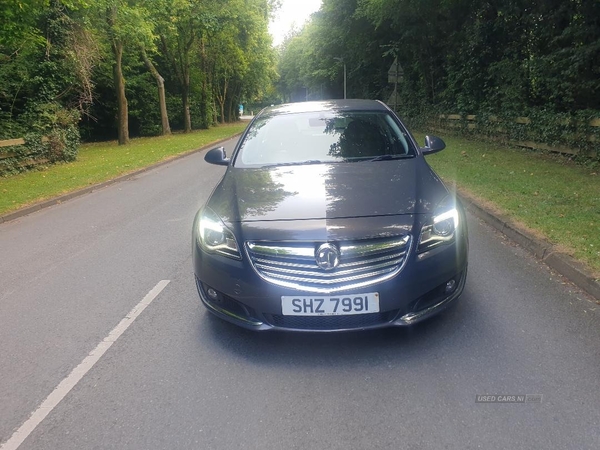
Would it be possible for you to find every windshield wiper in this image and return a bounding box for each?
[368,154,414,162]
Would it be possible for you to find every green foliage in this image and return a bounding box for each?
[277,0,600,162]
[206,0,276,123]
[277,0,391,102]
[0,103,80,175]
[127,68,162,136]
[1,0,275,152]
[0,0,48,50]
[276,0,600,160]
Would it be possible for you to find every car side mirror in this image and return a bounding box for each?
[421,135,446,155]
[204,147,230,166]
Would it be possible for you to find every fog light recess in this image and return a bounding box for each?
[207,287,219,300]
[445,279,456,294]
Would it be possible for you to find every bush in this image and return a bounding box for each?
[0,104,80,176]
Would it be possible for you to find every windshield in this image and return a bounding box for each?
[233,111,414,167]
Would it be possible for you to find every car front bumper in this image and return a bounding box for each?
[193,232,468,332]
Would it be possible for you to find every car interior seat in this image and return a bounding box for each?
[340,119,387,158]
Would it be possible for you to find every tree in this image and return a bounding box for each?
[0,0,279,148]
[141,46,171,135]
[105,2,129,144]
[154,0,220,132]
[207,0,276,123]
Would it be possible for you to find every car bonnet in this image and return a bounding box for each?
[207,158,448,224]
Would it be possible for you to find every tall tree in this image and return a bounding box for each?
[155,0,219,132]
[0,0,279,144]
[91,0,154,144]
[141,46,171,135]
[208,0,275,123]
[105,2,128,144]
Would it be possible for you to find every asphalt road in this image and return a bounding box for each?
[1,137,599,450]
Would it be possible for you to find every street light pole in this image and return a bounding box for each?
[394,57,398,112]
[334,57,347,99]
[343,62,347,99]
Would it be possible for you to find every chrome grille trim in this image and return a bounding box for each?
[262,266,398,285]
[255,257,405,279]
[340,237,410,257]
[252,258,317,269]
[246,243,314,259]
[253,250,406,270]
[245,236,412,293]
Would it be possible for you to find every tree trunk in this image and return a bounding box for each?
[182,52,192,132]
[141,47,171,135]
[112,39,129,145]
[227,95,233,123]
[182,81,191,132]
[159,33,192,132]
[107,4,128,145]
[228,84,241,122]
[198,38,210,129]
[218,79,227,124]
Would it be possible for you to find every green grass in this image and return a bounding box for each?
[417,132,600,275]
[0,123,247,216]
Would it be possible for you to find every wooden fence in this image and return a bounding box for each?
[0,136,50,171]
[435,114,600,157]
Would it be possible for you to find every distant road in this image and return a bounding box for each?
[1,137,599,449]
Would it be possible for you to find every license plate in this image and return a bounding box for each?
[281,293,380,316]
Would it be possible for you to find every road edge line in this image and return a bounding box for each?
[0,280,171,450]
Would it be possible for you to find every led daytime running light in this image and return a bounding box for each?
[433,209,459,228]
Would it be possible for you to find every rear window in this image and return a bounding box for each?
[233,111,414,167]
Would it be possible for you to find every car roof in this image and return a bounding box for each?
[259,99,390,117]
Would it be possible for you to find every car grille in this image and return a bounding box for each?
[245,235,411,293]
[265,311,399,331]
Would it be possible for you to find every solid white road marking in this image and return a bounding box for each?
[0,280,171,450]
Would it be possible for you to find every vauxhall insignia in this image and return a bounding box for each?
[194,99,468,332]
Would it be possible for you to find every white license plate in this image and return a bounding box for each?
[281,293,380,316]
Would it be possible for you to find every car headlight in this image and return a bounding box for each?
[197,208,241,259]
[418,201,459,253]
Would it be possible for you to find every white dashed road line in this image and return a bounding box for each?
[0,280,171,450]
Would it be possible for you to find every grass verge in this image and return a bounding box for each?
[0,123,247,216]
[416,132,600,275]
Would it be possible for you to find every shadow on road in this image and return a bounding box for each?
[197,285,488,370]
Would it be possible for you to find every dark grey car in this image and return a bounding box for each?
[193,100,468,332]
